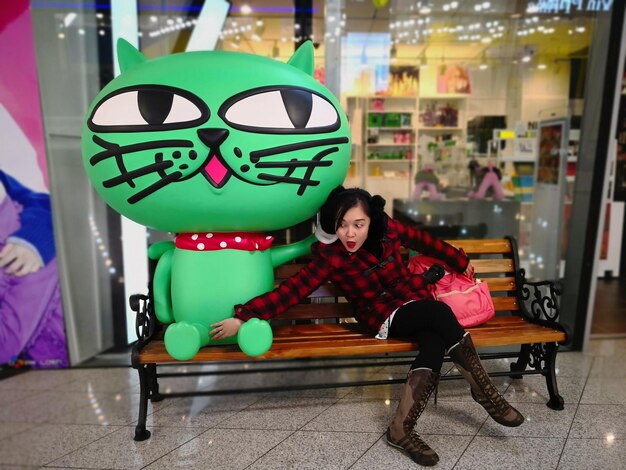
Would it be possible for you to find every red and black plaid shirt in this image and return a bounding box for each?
[234,217,469,333]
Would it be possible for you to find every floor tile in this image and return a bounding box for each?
[0,466,38,469]
[249,430,381,470]
[262,386,355,399]
[217,396,337,430]
[342,374,404,400]
[589,355,626,378]
[0,389,44,405]
[0,423,118,466]
[55,392,164,426]
[0,391,95,423]
[0,421,36,441]
[558,438,626,469]
[303,398,396,433]
[478,402,576,438]
[581,377,626,405]
[57,368,140,393]
[504,375,586,404]
[0,370,83,391]
[585,339,626,358]
[554,351,594,377]
[50,425,206,469]
[455,436,565,469]
[351,434,473,470]
[146,393,262,428]
[144,428,292,470]
[569,404,626,439]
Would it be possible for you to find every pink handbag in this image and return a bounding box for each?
[408,255,495,328]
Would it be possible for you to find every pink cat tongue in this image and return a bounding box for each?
[205,155,228,186]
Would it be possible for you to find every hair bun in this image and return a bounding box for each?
[371,195,386,211]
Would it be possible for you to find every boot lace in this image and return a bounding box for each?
[404,372,439,433]
[462,342,509,414]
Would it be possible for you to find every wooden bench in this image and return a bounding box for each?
[130,236,568,441]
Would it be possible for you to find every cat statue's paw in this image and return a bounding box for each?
[238,318,273,357]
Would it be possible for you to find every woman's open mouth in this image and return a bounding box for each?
[346,241,356,250]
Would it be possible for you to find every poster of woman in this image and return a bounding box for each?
[437,64,471,94]
[0,2,68,369]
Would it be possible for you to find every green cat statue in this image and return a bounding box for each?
[81,39,351,359]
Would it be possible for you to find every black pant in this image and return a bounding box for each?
[388,299,466,372]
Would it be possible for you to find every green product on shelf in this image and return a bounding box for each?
[383,113,402,127]
[368,113,383,127]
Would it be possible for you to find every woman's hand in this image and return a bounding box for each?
[0,243,43,276]
[210,317,243,340]
[463,262,475,280]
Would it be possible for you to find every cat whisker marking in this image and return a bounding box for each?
[90,136,194,165]
[257,174,320,187]
[297,147,338,195]
[127,171,183,204]
[255,160,333,169]
[102,161,174,188]
[249,137,348,163]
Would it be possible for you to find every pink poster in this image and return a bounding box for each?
[0,1,69,369]
[436,64,471,94]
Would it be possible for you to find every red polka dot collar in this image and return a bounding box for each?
[175,232,275,252]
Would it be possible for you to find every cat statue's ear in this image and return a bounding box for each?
[287,41,314,76]
[117,38,147,72]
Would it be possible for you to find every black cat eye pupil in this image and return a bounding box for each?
[137,90,174,125]
[280,89,312,129]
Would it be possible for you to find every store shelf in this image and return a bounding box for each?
[419,126,463,131]
[366,143,414,147]
[367,126,414,131]
[366,159,412,162]
[420,94,468,100]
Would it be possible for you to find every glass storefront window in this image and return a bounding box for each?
[24,0,623,361]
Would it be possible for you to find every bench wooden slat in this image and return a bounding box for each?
[138,316,565,364]
[446,238,513,255]
[483,277,517,292]
[473,258,515,274]
[279,303,353,320]
[492,296,519,311]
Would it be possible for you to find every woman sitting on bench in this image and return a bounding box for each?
[212,186,524,467]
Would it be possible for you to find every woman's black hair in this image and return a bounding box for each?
[320,186,387,253]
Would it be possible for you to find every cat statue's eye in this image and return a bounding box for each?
[220,86,339,134]
[89,85,209,132]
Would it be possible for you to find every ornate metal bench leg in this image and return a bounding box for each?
[134,364,152,441]
[509,343,531,379]
[147,364,163,403]
[543,342,564,410]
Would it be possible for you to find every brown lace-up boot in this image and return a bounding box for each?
[386,368,440,466]
[448,333,524,427]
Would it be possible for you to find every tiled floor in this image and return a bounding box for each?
[1,339,625,469]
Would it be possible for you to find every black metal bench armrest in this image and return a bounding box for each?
[516,268,569,343]
[130,293,157,367]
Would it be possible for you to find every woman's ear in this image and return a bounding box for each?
[319,185,345,234]
[315,212,338,244]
